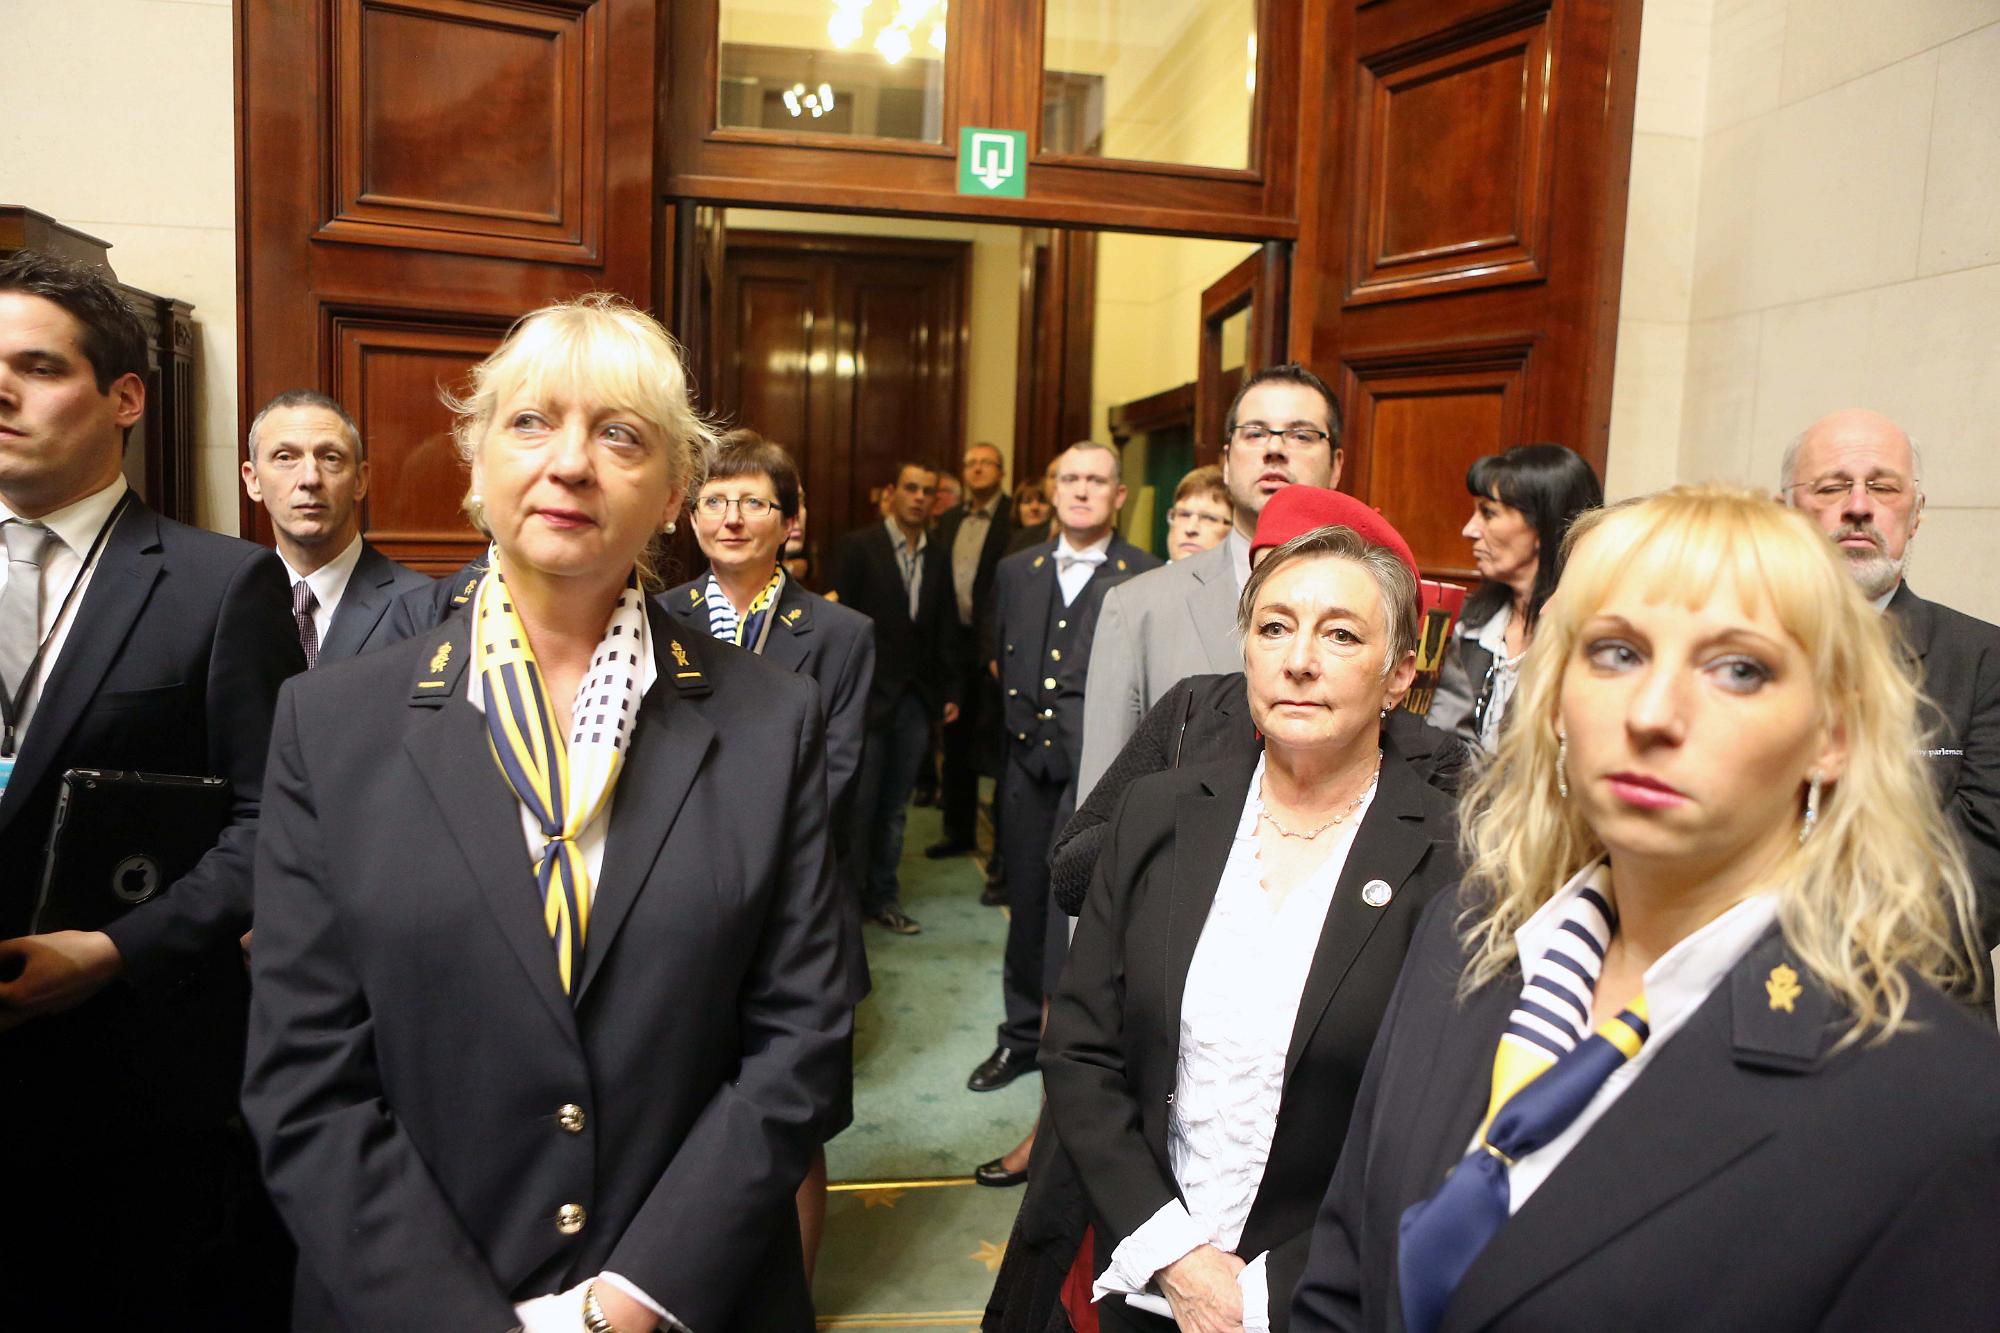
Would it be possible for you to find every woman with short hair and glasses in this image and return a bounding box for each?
[661,428,877,1281]
[1166,465,1234,561]
[1428,443,1602,753]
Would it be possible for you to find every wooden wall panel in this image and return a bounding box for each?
[1340,343,1531,577]
[240,0,656,545]
[327,0,605,262]
[1350,13,1554,304]
[329,314,506,572]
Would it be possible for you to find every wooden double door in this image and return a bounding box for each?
[715,234,968,574]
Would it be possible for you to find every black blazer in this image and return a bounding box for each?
[833,520,963,724]
[318,539,431,662]
[1293,894,2000,1333]
[992,535,1160,785]
[382,553,490,647]
[242,613,848,1333]
[935,495,1016,636]
[0,499,301,1316]
[1042,738,1461,1330]
[1050,673,1471,916]
[1888,583,2000,971]
[0,498,302,969]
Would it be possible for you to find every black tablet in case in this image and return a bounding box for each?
[32,769,231,934]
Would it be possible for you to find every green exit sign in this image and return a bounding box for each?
[958,128,1026,198]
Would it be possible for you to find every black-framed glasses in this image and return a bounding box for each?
[1232,424,1332,448]
[696,494,776,518]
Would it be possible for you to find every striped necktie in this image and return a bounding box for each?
[291,579,320,669]
[1397,869,1650,1333]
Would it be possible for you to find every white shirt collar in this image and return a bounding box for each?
[1513,857,1780,1034]
[1055,530,1113,562]
[281,533,365,616]
[966,490,1005,520]
[1226,528,1252,594]
[1871,583,1898,613]
[0,474,128,556]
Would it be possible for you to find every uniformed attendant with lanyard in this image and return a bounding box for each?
[661,427,876,1282]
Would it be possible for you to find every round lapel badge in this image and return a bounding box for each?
[1360,879,1393,909]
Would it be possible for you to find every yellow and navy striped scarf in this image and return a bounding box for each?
[705,566,784,651]
[474,569,649,995]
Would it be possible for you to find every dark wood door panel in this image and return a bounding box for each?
[1340,342,1530,578]
[329,0,606,262]
[1350,11,1554,304]
[329,313,507,573]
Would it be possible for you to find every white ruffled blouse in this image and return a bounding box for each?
[1095,752,1373,1328]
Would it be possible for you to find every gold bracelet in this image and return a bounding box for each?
[581,1281,623,1333]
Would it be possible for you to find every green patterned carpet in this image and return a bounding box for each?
[815,792,1038,1329]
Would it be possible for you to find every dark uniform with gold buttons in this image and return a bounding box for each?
[984,533,1158,1068]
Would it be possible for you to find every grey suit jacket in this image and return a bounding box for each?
[1076,537,1243,803]
[318,540,431,663]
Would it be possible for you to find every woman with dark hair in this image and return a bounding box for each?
[1428,443,1601,752]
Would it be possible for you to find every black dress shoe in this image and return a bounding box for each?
[979,883,1005,907]
[967,1046,1034,1092]
[924,838,975,859]
[867,906,922,935]
[973,1156,1028,1187]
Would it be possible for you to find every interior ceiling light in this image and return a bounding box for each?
[1246,31,1257,94]
[782,81,838,118]
[875,23,911,63]
[828,9,862,46]
[929,19,946,51]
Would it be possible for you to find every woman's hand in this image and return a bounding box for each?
[1158,1244,1247,1333]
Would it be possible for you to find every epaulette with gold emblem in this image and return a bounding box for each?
[666,638,712,695]
[1032,555,1046,569]
[780,604,808,632]
[410,631,467,705]
[449,574,481,607]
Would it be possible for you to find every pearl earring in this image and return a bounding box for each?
[662,520,677,535]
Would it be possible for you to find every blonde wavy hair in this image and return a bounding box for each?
[1458,484,1978,1037]
[441,293,716,583]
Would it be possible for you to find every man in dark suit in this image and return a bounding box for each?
[836,461,963,935]
[241,388,428,664]
[929,440,1016,858]
[969,441,1159,1093]
[1782,407,2000,988]
[0,249,303,1323]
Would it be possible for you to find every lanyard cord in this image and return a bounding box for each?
[2,490,134,758]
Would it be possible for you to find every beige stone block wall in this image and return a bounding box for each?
[1,0,238,533]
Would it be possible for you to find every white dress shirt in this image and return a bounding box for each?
[277,533,364,645]
[1467,604,1524,753]
[1097,753,1374,1329]
[466,617,686,1333]
[885,518,926,620]
[1485,863,1779,1213]
[0,475,129,747]
[1054,531,1112,607]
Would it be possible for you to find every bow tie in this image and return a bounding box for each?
[1056,549,1106,574]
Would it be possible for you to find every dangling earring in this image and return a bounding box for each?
[1556,733,1569,798]
[1799,773,1822,844]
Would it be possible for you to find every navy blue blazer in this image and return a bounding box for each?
[243,612,848,1332]
[317,539,431,662]
[1293,892,2000,1332]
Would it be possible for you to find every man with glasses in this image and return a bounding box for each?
[967,441,1157,1095]
[930,442,1015,860]
[1782,407,2000,997]
[1076,364,1343,804]
[240,390,427,665]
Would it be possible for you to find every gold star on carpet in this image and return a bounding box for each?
[857,1188,906,1210]
[969,1239,1007,1272]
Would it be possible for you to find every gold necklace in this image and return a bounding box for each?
[1259,756,1381,840]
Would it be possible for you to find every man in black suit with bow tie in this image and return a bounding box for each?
[969,442,1159,1093]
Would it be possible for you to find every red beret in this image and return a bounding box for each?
[1249,486,1418,578]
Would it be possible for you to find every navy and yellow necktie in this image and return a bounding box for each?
[1397,876,1650,1333]
[474,572,644,995]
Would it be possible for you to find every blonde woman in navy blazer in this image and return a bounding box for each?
[1295,487,2000,1332]
[244,296,847,1333]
